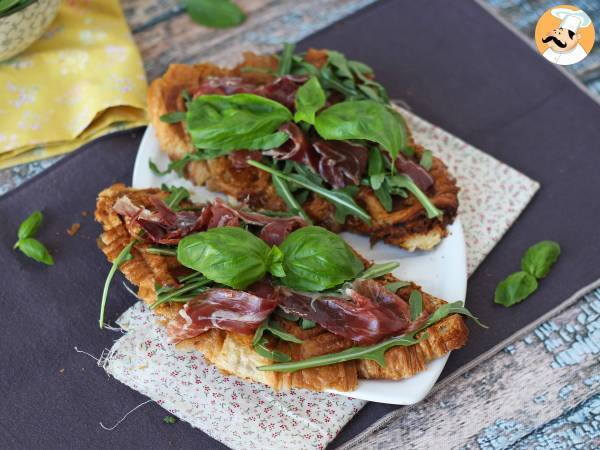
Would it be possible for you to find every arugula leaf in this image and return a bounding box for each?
[357,261,400,280]
[146,246,177,257]
[258,300,484,372]
[385,281,410,292]
[150,277,211,309]
[294,77,326,125]
[277,42,295,76]
[300,319,316,330]
[314,100,407,165]
[16,210,43,241]
[420,149,433,171]
[248,160,371,224]
[271,170,312,223]
[177,227,281,289]
[15,238,54,265]
[494,271,538,308]
[99,240,135,328]
[409,290,423,321]
[184,0,245,29]
[161,184,190,210]
[279,226,364,292]
[521,240,560,279]
[159,112,186,123]
[387,174,442,219]
[186,94,291,151]
[253,320,304,346]
[373,179,393,212]
[253,337,291,362]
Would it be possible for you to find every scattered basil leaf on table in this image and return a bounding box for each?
[184,0,245,29]
[314,100,408,167]
[185,94,291,151]
[278,226,364,292]
[177,227,284,289]
[99,240,135,328]
[521,240,561,279]
[248,160,371,224]
[16,210,43,241]
[15,238,54,266]
[494,271,538,308]
[13,211,54,266]
[420,149,433,171]
[409,290,423,321]
[294,77,326,125]
[357,261,400,280]
[163,415,178,425]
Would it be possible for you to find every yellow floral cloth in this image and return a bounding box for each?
[0,0,147,169]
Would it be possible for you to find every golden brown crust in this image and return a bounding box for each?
[95,184,468,392]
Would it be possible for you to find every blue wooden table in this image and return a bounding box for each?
[0,1,598,448]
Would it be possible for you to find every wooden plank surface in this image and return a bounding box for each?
[1,0,599,448]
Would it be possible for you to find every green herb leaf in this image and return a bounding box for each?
[409,290,423,321]
[300,319,316,330]
[0,0,22,16]
[253,320,304,346]
[16,210,43,241]
[248,160,371,224]
[368,147,384,176]
[385,281,410,293]
[163,415,178,424]
[373,179,393,212]
[186,94,291,151]
[146,246,177,257]
[266,245,286,278]
[253,337,291,362]
[271,171,312,223]
[279,226,364,292]
[314,100,407,166]
[159,112,186,123]
[184,0,245,28]
[370,173,385,190]
[521,240,561,279]
[177,227,274,289]
[150,276,211,309]
[161,184,190,210]
[99,240,135,328]
[15,238,54,265]
[420,149,433,171]
[294,77,326,125]
[277,42,295,76]
[494,271,539,308]
[358,261,400,280]
[258,300,484,372]
[387,174,442,219]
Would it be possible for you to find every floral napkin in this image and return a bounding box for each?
[0,0,147,169]
[103,110,540,449]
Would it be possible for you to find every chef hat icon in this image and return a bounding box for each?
[550,8,592,33]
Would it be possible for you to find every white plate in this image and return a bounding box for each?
[132,125,467,405]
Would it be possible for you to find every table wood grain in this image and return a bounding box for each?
[1,1,599,448]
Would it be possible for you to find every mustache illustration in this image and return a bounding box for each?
[542,35,567,48]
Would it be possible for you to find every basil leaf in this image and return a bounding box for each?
[277,42,295,76]
[326,50,354,80]
[370,173,385,190]
[521,240,561,279]
[358,261,400,280]
[367,147,384,176]
[347,60,373,76]
[315,100,407,165]
[388,174,442,219]
[294,77,326,125]
[266,245,286,278]
[409,290,423,321]
[272,171,312,223]
[186,94,291,151]
[177,227,273,289]
[385,281,410,292]
[248,160,371,224]
[159,112,186,123]
[99,240,134,328]
[16,210,43,241]
[163,415,177,425]
[420,149,433,171]
[184,0,245,29]
[16,238,54,265]
[494,271,538,308]
[279,226,364,292]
